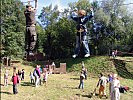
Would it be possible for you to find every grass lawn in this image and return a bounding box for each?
[1,61,133,100]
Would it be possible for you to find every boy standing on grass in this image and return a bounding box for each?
[97,73,108,99]
[4,69,9,86]
[12,72,19,94]
[78,71,85,89]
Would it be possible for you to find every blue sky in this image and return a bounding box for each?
[20,0,80,15]
[20,0,133,21]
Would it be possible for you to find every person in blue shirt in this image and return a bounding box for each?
[71,8,94,58]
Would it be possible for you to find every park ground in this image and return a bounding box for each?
[1,56,133,100]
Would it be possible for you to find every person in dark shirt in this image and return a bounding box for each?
[21,69,25,80]
[71,8,94,58]
[24,0,37,56]
[18,69,22,82]
[78,71,85,89]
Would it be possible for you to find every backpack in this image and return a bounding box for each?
[119,86,129,93]
[33,69,38,77]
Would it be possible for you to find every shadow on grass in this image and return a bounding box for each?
[82,93,108,99]
[0,84,4,86]
[113,59,133,79]
[82,94,92,98]
[0,84,12,86]
[129,90,133,93]
[83,93,99,98]
[0,91,12,95]
[70,78,79,80]
[21,82,34,87]
[63,86,78,89]
[75,93,96,99]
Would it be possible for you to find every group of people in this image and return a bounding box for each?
[4,68,25,94]
[78,63,121,100]
[29,64,49,87]
[97,73,121,100]
[112,50,118,58]
[29,62,55,87]
[3,61,56,94]
[3,61,129,100]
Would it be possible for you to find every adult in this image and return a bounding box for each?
[51,62,55,70]
[110,74,120,100]
[71,8,94,58]
[33,65,41,87]
[24,0,37,55]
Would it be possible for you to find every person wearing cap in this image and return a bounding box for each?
[110,74,120,100]
[71,8,94,58]
[24,0,37,56]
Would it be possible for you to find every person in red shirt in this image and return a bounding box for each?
[12,72,19,94]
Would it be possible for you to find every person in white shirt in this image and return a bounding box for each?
[110,74,120,100]
[29,72,34,84]
[4,69,9,86]
[97,73,108,99]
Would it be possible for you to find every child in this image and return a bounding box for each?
[4,69,9,86]
[13,67,16,73]
[43,71,48,86]
[108,74,113,94]
[78,71,85,89]
[18,69,21,81]
[12,72,19,94]
[97,73,108,99]
[39,73,42,85]
[29,72,34,84]
[82,67,87,80]
[21,69,25,80]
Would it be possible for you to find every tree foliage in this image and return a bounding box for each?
[1,0,133,59]
[38,0,133,59]
[1,0,26,59]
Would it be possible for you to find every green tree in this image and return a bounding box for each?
[1,0,25,59]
